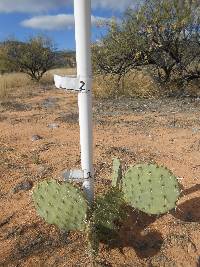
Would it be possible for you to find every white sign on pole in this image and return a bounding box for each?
[54,75,79,91]
[54,75,91,93]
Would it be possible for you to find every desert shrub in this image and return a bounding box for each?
[3,36,56,82]
[92,0,200,97]
[92,17,147,92]
[135,0,200,84]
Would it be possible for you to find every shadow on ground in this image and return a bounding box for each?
[175,184,200,222]
[100,183,200,259]
[98,208,163,259]
[172,197,200,222]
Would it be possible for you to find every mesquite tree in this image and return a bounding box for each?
[135,0,200,84]
[92,0,200,94]
[92,17,147,94]
[4,36,56,81]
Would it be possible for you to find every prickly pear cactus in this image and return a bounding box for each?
[122,164,180,215]
[33,180,88,231]
[111,158,122,188]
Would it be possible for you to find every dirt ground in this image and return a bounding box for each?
[0,85,199,267]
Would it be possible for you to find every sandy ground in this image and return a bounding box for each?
[0,86,199,267]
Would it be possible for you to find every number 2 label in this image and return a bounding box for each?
[79,81,86,91]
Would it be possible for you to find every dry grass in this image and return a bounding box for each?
[0,73,33,101]
[47,68,160,98]
[0,69,78,103]
[93,69,160,99]
[93,74,120,98]
[0,68,159,101]
[48,68,76,76]
[124,70,160,98]
[1,68,199,101]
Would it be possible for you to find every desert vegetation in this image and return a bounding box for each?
[0,36,76,82]
[0,36,57,81]
[0,0,200,266]
[92,0,200,97]
[0,0,199,100]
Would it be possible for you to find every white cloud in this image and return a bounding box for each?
[0,0,67,13]
[0,0,135,13]
[21,14,111,30]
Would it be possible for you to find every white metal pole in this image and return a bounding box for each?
[74,0,94,204]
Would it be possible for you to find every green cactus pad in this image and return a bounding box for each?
[111,158,122,188]
[122,164,180,215]
[33,180,88,231]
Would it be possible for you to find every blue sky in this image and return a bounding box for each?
[0,0,139,51]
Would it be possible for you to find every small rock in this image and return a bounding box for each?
[36,165,51,179]
[13,181,33,194]
[37,165,46,173]
[48,123,59,129]
[0,214,14,227]
[31,135,43,141]
[42,97,57,109]
[192,128,199,133]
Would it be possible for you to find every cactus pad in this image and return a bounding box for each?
[33,180,88,231]
[111,158,122,188]
[122,164,180,215]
